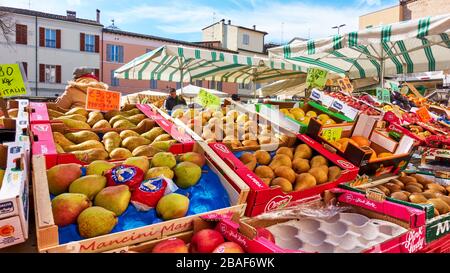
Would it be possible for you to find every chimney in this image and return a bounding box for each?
[253,25,256,30]
[66,10,76,20]
[96,9,100,23]
[228,20,231,25]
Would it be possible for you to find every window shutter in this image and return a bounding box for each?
[22,62,28,78]
[39,64,45,82]
[56,29,61,48]
[119,46,124,63]
[106,44,111,61]
[94,69,99,79]
[80,33,85,51]
[95,35,100,53]
[22,24,27,44]
[39,27,45,47]
[16,24,27,44]
[56,65,62,83]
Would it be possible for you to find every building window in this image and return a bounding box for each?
[217,82,223,91]
[243,34,250,45]
[107,44,124,63]
[45,29,56,48]
[45,65,56,83]
[16,24,27,45]
[21,62,28,78]
[239,82,250,89]
[150,79,157,89]
[85,34,95,52]
[195,80,203,87]
[111,70,119,86]
[176,82,181,89]
[209,81,216,90]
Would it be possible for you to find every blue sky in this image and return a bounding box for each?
[3,0,397,43]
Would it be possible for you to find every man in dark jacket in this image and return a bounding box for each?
[163,88,187,110]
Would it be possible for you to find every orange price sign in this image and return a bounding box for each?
[86,87,121,112]
[337,78,353,94]
[416,106,431,122]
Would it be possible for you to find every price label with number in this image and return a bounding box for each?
[0,64,28,97]
[376,88,391,103]
[321,127,343,142]
[338,78,353,93]
[416,106,431,122]
[306,68,328,89]
[86,88,121,112]
[197,89,221,109]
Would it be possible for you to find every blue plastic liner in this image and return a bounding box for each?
[54,164,231,245]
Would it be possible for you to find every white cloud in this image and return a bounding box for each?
[358,0,382,6]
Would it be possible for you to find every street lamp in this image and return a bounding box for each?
[332,24,346,35]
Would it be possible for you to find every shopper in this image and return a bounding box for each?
[163,88,187,111]
[231,94,240,101]
[54,67,108,109]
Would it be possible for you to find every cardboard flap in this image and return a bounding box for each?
[237,218,257,240]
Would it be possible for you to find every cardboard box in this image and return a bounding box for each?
[217,189,426,253]
[0,142,30,249]
[209,134,359,217]
[32,141,249,253]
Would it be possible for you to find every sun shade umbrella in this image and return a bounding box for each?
[175,84,229,98]
[268,14,450,86]
[114,45,307,97]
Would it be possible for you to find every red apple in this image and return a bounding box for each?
[189,229,225,253]
[256,227,276,243]
[212,242,245,253]
[152,238,189,253]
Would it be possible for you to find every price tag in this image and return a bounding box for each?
[306,68,328,89]
[0,64,28,97]
[321,127,343,142]
[86,88,121,112]
[416,106,431,122]
[390,82,400,93]
[376,88,391,103]
[337,78,353,93]
[197,89,220,109]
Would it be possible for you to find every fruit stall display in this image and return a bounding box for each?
[341,171,450,244]
[209,134,359,216]
[31,141,249,253]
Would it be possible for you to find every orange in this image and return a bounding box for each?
[351,135,370,147]
[378,152,394,158]
[337,138,358,152]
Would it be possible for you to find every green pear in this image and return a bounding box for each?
[173,162,202,189]
[150,140,177,151]
[47,163,82,195]
[77,206,117,238]
[145,166,174,180]
[69,175,107,200]
[94,185,131,216]
[141,127,165,142]
[123,156,150,173]
[178,152,206,167]
[156,193,189,220]
[64,131,99,144]
[151,152,176,169]
[86,160,115,176]
[52,193,91,227]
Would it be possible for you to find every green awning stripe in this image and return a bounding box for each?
[184,60,220,76]
[330,51,365,78]
[233,55,239,64]
[240,73,252,84]
[382,42,403,74]
[178,47,184,57]
[257,72,303,82]
[440,33,450,48]
[396,41,414,73]
[417,17,431,38]
[307,40,315,55]
[137,61,150,80]
[150,55,169,80]
[195,49,201,59]
[288,56,346,74]
[421,39,436,71]
[270,61,275,69]
[221,67,249,82]
[357,45,380,74]
[157,57,178,80]
[333,35,342,50]
[348,31,358,47]
[246,57,253,66]
[381,25,392,42]
[219,53,225,61]
[124,70,129,80]
[211,51,217,61]
[281,62,285,70]
[191,64,243,79]
[283,45,291,58]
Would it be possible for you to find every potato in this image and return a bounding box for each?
[276,147,294,160]
[405,184,422,193]
[308,167,328,184]
[428,198,450,215]
[254,150,271,165]
[292,158,310,173]
[389,179,405,189]
[398,176,417,185]
[274,166,296,183]
[294,173,316,191]
[426,183,446,193]
[271,177,293,193]
[310,155,328,168]
[409,193,427,204]
[385,182,402,193]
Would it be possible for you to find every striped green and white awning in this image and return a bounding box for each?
[268,14,450,80]
[114,45,306,84]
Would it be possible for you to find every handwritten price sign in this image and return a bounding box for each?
[197,89,220,109]
[321,127,343,142]
[338,78,354,93]
[0,64,28,97]
[306,68,328,89]
[376,88,391,103]
[416,106,431,122]
[86,88,121,112]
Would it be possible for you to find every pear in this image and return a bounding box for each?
[173,162,202,188]
[104,110,121,121]
[152,134,172,143]
[151,152,176,169]
[120,130,140,140]
[122,136,151,152]
[64,140,104,152]
[124,156,150,173]
[48,109,65,118]
[69,175,107,200]
[109,115,127,126]
[52,193,91,227]
[86,160,115,176]
[127,114,146,124]
[145,166,174,180]
[132,145,162,157]
[77,206,118,238]
[110,148,133,160]
[53,132,75,148]
[156,193,189,220]
[54,114,87,122]
[141,127,165,142]
[60,118,91,129]
[65,107,88,117]
[92,119,111,129]
[94,185,131,216]
[71,148,108,163]
[47,163,82,195]
[178,152,206,167]
[65,131,99,144]
[55,143,65,153]
[113,119,135,129]
[87,111,104,127]
[102,131,121,153]
[150,140,177,151]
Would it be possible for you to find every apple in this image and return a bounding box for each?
[256,227,276,243]
[212,242,245,253]
[152,238,189,253]
[189,229,225,253]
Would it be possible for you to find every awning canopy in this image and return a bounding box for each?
[114,45,306,85]
[176,84,229,98]
[269,14,450,80]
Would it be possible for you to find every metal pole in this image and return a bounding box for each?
[380,43,385,88]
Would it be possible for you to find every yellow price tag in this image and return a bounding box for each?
[197,89,221,109]
[321,127,343,142]
[0,64,28,97]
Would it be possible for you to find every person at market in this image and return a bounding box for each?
[231,94,240,101]
[54,67,108,109]
[163,88,187,111]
